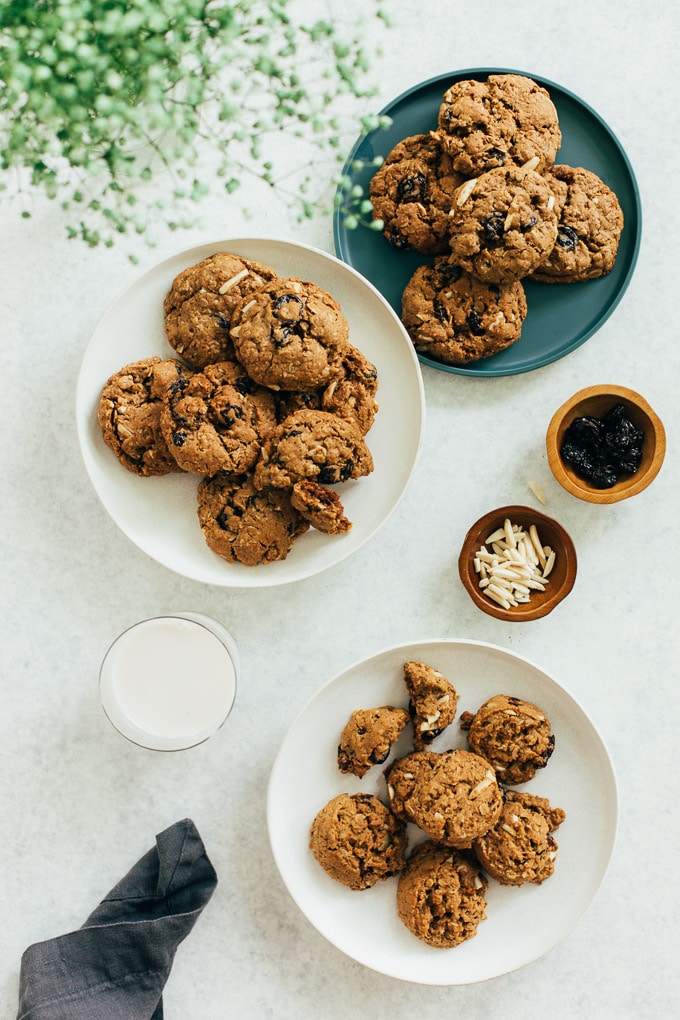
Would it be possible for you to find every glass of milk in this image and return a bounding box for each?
[99,613,238,750]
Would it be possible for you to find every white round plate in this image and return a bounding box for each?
[267,639,618,984]
[76,238,425,587]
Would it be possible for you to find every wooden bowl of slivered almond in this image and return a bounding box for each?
[458,505,577,621]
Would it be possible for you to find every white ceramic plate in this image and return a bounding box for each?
[267,639,618,984]
[76,238,425,587]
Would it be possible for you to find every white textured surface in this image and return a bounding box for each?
[1,1,678,1017]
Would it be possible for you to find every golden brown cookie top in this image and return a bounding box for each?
[290,479,352,536]
[197,472,308,567]
[396,841,488,948]
[253,409,374,490]
[462,693,555,785]
[309,793,407,891]
[97,357,187,477]
[231,277,350,391]
[448,165,559,283]
[336,705,410,777]
[320,344,379,436]
[402,748,503,847]
[159,360,278,476]
[386,748,503,847]
[401,256,528,365]
[163,252,278,368]
[369,132,466,253]
[532,164,624,282]
[473,790,566,886]
[385,750,441,822]
[437,73,561,176]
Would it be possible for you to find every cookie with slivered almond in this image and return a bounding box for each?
[163,251,278,368]
[254,409,373,490]
[531,165,624,283]
[401,255,527,365]
[460,693,555,785]
[230,277,350,391]
[436,73,561,176]
[473,791,566,886]
[403,660,458,749]
[447,165,558,282]
[390,748,502,848]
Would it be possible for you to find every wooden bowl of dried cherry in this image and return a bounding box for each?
[546,384,666,504]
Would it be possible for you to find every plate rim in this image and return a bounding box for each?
[267,635,619,985]
[76,235,426,588]
[333,66,642,378]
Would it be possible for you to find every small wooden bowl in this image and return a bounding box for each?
[546,384,666,504]
[458,505,577,622]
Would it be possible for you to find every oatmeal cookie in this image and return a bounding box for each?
[309,793,407,891]
[448,165,558,282]
[473,791,566,886]
[384,751,441,823]
[337,706,410,778]
[163,251,278,368]
[387,749,502,847]
[396,841,488,948]
[291,479,352,535]
[436,73,561,176]
[276,344,379,435]
[403,660,458,749]
[401,256,527,365]
[531,165,624,282]
[369,133,467,253]
[159,360,277,476]
[461,694,555,785]
[197,472,308,566]
[231,277,350,391]
[253,409,374,491]
[97,357,189,476]
[321,345,379,435]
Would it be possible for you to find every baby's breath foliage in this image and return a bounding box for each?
[0,0,390,251]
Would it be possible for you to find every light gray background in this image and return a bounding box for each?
[2,1,678,1017]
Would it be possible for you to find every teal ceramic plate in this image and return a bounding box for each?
[333,69,642,377]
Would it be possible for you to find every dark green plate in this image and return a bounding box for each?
[333,68,642,377]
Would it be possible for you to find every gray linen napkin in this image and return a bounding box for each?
[17,818,217,1020]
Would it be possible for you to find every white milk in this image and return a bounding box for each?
[100,614,238,750]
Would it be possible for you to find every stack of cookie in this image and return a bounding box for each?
[369,73,624,366]
[97,252,379,566]
[310,661,566,949]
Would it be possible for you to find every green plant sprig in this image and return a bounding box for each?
[0,0,391,254]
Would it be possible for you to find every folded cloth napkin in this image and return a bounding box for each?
[17,818,217,1020]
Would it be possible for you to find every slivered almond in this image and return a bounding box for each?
[218,268,249,294]
[528,480,547,504]
[455,178,477,205]
[469,777,495,799]
[472,517,556,610]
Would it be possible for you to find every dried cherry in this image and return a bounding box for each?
[560,404,645,487]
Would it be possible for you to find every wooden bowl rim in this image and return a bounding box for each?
[546,384,666,504]
[458,504,577,622]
